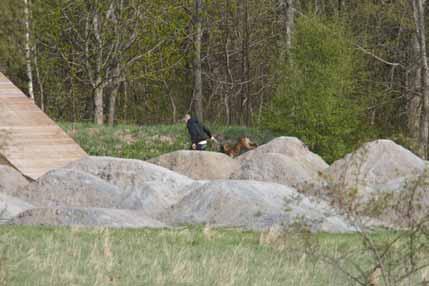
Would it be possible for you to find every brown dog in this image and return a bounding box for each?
[222,136,257,158]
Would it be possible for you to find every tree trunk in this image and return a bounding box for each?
[193,0,203,122]
[108,64,121,126]
[108,87,117,126]
[24,0,34,100]
[123,80,128,122]
[93,11,104,125]
[408,34,422,141]
[279,0,295,59]
[315,0,321,14]
[94,78,104,125]
[33,46,44,111]
[413,0,429,158]
[240,0,250,125]
[286,0,295,53]
[223,0,233,125]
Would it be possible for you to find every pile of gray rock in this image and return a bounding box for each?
[1,136,426,231]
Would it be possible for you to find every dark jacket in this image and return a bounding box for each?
[187,117,212,144]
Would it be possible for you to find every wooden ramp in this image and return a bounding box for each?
[0,72,87,180]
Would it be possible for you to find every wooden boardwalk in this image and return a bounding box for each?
[0,72,87,180]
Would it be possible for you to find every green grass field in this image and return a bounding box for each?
[1,123,428,285]
[0,225,378,286]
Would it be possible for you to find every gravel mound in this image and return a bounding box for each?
[10,207,167,228]
[232,152,325,189]
[162,180,354,232]
[15,169,123,209]
[0,165,30,196]
[149,151,240,180]
[231,137,328,189]
[66,156,194,190]
[117,180,206,216]
[325,140,425,196]
[13,168,201,218]
[238,137,329,171]
[317,140,429,227]
[0,192,33,221]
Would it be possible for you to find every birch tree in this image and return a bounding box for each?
[24,0,34,100]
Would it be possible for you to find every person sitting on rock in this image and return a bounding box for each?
[183,114,214,151]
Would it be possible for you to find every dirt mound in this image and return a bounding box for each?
[10,207,167,228]
[149,151,240,180]
[162,180,353,232]
[0,192,33,221]
[0,165,30,196]
[325,140,425,196]
[66,156,193,190]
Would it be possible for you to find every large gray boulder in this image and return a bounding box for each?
[232,137,328,189]
[149,151,240,180]
[15,169,124,209]
[16,168,201,217]
[117,180,206,217]
[162,180,354,232]
[324,140,425,197]
[0,192,33,221]
[320,140,429,226]
[0,165,30,196]
[238,137,329,170]
[66,156,194,190]
[0,165,32,221]
[232,152,325,189]
[10,207,167,228]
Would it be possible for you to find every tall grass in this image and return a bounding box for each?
[3,225,427,285]
[0,225,366,286]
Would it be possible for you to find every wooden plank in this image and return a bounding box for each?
[0,72,87,179]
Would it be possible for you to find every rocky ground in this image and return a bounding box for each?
[1,137,428,232]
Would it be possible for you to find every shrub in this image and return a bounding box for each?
[263,15,371,163]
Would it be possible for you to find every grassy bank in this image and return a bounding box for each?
[60,122,275,160]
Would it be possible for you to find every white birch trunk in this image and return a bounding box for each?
[24,0,34,100]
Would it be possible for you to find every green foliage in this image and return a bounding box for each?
[263,16,371,163]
